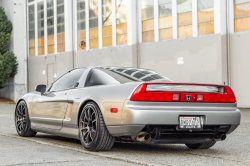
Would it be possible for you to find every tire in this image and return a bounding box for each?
[185,141,216,149]
[15,101,37,137]
[79,102,115,151]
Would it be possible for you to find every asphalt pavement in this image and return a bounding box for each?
[0,104,249,166]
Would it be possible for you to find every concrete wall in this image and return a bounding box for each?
[75,45,138,68]
[28,34,229,93]
[28,52,73,92]
[139,34,228,85]
[230,31,250,108]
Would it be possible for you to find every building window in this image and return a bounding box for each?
[89,0,99,49]
[116,0,127,45]
[102,0,112,47]
[141,0,154,42]
[37,1,45,55]
[28,5,35,56]
[47,0,54,54]
[177,0,192,38]
[28,0,34,3]
[77,0,86,51]
[234,0,250,32]
[159,0,172,41]
[57,0,65,53]
[197,0,214,36]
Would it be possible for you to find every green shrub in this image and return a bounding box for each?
[0,6,18,89]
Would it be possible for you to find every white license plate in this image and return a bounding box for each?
[179,117,201,129]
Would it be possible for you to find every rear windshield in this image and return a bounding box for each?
[97,67,173,83]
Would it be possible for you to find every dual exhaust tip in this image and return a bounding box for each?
[131,132,227,143]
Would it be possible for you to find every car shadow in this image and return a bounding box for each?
[27,133,224,155]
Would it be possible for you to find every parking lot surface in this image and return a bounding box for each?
[0,104,249,166]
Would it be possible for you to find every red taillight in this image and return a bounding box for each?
[130,84,236,103]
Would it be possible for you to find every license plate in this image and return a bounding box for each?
[179,117,201,129]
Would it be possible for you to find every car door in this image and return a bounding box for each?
[31,68,86,130]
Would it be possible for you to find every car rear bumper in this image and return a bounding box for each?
[107,100,240,137]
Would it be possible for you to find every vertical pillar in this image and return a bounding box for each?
[86,0,89,50]
[138,0,142,43]
[74,0,78,51]
[214,0,221,34]
[154,0,159,42]
[172,0,177,39]
[98,0,102,48]
[65,0,73,51]
[192,0,198,37]
[54,0,57,53]
[112,0,116,46]
[35,2,38,56]
[44,0,48,55]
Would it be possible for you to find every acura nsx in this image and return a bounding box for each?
[15,67,240,151]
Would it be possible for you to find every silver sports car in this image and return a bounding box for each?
[15,67,241,151]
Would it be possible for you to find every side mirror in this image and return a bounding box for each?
[35,84,46,93]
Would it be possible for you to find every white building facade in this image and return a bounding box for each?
[0,0,250,108]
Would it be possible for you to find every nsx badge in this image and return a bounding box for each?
[186,95,191,101]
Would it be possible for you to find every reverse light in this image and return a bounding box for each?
[172,94,180,101]
[197,94,203,101]
[130,83,236,103]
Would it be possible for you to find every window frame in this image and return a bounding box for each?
[37,1,45,55]
[28,4,36,56]
[177,0,193,38]
[56,0,65,53]
[77,0,87,51]
[47,0,55,54]
[141,0,155,43]
[234,0,250,32]
[197,0,214,36]
[158,0,173,41]
[102,0,113,48]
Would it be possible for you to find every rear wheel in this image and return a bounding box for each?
[79,102,115,151]
[185,141,216,149]
[15,101,37,137]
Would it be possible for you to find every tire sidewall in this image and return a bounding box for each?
[79,102,101,150]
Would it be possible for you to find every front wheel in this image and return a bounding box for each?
[185,141,216,149]
[15,101,37,137]
[79,102,115,151]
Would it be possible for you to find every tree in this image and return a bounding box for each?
[0,6,18,89]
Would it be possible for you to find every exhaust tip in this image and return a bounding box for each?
[144,133,151,141]
[221,135,227,140]
[131,132,152,143]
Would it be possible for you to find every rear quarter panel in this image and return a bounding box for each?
[67,82,142,126]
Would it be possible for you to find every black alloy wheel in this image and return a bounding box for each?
[80,106,97,145]
[79,102,115,151]
[15,101,37,137]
